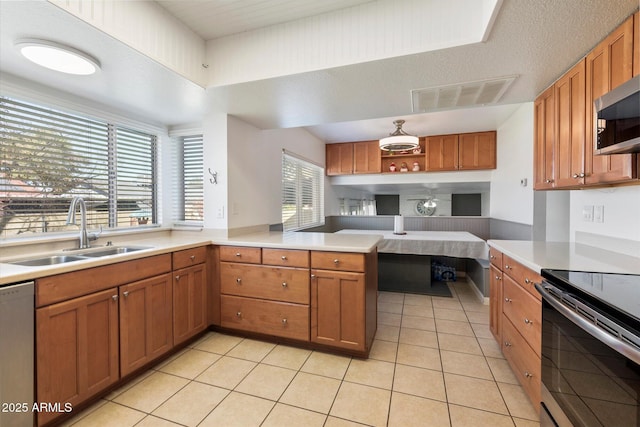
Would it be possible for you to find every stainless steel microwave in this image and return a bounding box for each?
[594,74,640,155]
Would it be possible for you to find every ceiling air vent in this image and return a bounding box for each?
[411,75,517,113]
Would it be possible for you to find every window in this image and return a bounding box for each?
[0,96,157,238]
[176,134,204,223]
[282,151,324,231]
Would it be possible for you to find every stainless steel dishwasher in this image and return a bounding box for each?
[0,280,34,427]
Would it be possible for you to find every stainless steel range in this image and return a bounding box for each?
[537,270,640,427]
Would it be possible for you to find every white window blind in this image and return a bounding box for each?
[0,96,157,238]
[282,151,324,231]
[176,134,203,223]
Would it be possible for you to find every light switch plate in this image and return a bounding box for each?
[594,205,604,223]
[582,205,594,222]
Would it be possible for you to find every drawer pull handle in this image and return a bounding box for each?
[524,318,533,325]
[504,298,512,303]
[236,311,242,318]
[190,255,196,261]
[282,318,287,325]
[524,371,533,378]
[281,255,287,260]
[504,341,512,347]
[333,259,339,264]
[123,291,129,297]
[235,252,241,257]
[112,295,118,301]
[236,278,242,284]
[282,282,288,288]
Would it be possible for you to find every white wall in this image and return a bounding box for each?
[202,109,228,230]
[569,186,640,243]
[490,102,535,224]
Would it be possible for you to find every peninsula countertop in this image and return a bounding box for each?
[0,230,382,285]
[487,240,640,275]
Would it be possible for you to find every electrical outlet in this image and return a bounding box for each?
[594,205,604,223]
[520,178,528,187]
[582,205,593,222]
[216,206,225,219]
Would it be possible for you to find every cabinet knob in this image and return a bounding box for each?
[236,278,242,284]
[281,255,287,260]
[545,179,554,183]
[311,274,316,279]
[495,275,501,280]
[504,264,510,270]
[236,311,242,318]
[572,173,585,178]
[175,275,181,281]
[282,282,288,288]
[524,318,533,325]
[333,259,340,264]
[524,278,531,284]
[123,291,129,297]
[524,371,533,378]
[112,295,118,301]
[504,298,512,303]
[490,255,495,259]
[190,255,196,261]
[504,341,512,347]
[282,318,287,325]
[235,252,241,257]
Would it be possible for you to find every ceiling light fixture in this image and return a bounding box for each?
[15,39,100,75]
[379,120,419,151]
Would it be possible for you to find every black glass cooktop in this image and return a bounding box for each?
[542,269,640,324]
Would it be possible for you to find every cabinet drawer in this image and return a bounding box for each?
[489,247,503,268]
[502,255,543,300]
[220,263,309,304]
[172,246,207,270]
[262,248,309,268]
[502,275,541,357]
[502,315,541,411]
[220,295,309,341]
[219,246,261,264]
[311,251,365,272]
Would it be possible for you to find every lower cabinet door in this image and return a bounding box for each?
[489,265,503,342]
[220,295,309,341]
[310,269,365,352]
[36,288,119,426]
[120,273,173,376]
[173,264,207,345]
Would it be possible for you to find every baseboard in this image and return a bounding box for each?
[466,276,488,304]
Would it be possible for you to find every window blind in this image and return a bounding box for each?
[282,151,324,231]
[0,96,157,238]
[176,134,204,223]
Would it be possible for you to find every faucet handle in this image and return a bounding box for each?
[89,225,103,241]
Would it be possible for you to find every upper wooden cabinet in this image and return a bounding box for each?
[585,15,636,185]
[326,142,355,175]
[634,12,640,77]
[534,13,638,190]
[425,131,496,171]
[534,86,556,189]
[353,140,382,174]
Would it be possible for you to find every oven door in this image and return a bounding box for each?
[537,282,640,427]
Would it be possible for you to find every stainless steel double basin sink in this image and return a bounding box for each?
[8,246,153,266]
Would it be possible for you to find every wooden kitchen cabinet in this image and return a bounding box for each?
[353,140,382,174]
[634,12,639,77]
[425,134,458,171]
[36,288,119,426]
[326,142,354,175]
[425,132,496,171]
[534,86,556,189]
[489,264,502,342]
[173,263,207,345]
[585,15,636,185]
[554,59,586,188]
[119,273,173,376]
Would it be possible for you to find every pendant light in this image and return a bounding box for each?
[379,120,419,151]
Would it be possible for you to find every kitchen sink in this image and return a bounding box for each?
[77,246,152,257]
[9,255,89,266]
[7,246,154,266]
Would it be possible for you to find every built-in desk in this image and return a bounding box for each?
[336,230,488,295]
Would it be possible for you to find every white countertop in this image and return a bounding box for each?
[488,240,640,275]
[0,231,382,286]
[337,230,488,259]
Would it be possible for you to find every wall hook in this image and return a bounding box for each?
[208,168,217,184]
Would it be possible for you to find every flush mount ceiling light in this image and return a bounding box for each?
[15,39,100,75]
[379,120,419,151]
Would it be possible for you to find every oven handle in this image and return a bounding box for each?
[536,282,640,365]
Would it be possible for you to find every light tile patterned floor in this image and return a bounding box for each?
[62,281,540,427]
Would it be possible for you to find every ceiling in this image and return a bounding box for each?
[0,0,638,143]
